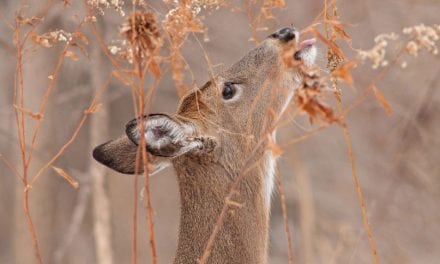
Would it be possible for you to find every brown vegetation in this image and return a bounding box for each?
[0,0,439,263]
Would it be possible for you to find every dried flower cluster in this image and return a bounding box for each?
[87,0,125,16]
[107,39,134,63]
[261,0,285,19]
[403,24,440,57]
[278,34,336,124]
[357,33,398,69]
[163,1,224,97]
[121,11,162,58]
[192,0,224,10]
[294,65,336,124]
[163,5,204,47]
[357,24,440,69]
[327,49,344,72]
[163,0,225,45]
[31,30,74,47]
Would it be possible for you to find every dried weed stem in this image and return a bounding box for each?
[14,12,43,264]
[324,1,379,262]
[123,10,160,264]
[276,168,294,264]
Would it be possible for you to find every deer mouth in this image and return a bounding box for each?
[294,38,317,66]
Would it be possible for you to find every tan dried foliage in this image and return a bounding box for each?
[9,0,440,263]
[31,30,72,47]
[328,20,352,43]
[261,0,285,19]
[162,3,206,96]
[65,50,79,61]
[16,15,43,26]
[51,166,79,189]
[294,66,336,124]
[331,60,357,86]
[372,85,392,114]
[163,5,204,47]
[121,11,162,57]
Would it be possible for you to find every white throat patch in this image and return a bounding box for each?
[263,152,277,209]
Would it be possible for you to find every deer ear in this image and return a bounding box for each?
[93,114,216,175]
[92,135,169,175]
[125,114,215,157]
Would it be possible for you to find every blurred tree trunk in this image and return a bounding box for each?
[89,29,114,264]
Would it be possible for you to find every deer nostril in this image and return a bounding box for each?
[271,27,297,42]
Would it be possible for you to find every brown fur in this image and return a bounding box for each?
[93,29,304,264]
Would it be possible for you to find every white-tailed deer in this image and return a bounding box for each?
[93,27,316,264]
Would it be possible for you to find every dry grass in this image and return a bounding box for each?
[1,0,439,263]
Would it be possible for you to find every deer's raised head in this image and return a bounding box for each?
[94,27,316,174]
[93,27,316,264]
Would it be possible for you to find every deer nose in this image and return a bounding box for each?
[271,27,298,42]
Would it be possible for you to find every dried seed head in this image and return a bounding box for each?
[121,11,162,58]
[87,0,125,16]
[403,24,440,57]
[261,0,285,19]
[327,49,344,72]
[163,0,224,44]
[31,30,74,48]
[294,65,336,124]
[357,33,398,69]
[163,5,204,46]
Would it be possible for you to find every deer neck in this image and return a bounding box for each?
[172,151,275,264]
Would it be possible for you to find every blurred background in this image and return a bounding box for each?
[1,0,439,263]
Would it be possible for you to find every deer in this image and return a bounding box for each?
[93,27,317,264]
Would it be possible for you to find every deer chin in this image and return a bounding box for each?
[294,38,317,66]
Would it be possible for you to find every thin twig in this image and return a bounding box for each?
[14,13,43,263]
[25,17,88,168]
[333,87,379,263]
[30,75,111,186]
[323,1,379,260]
[275,168,294,264]
[0,153,24,183]
[129,11,158,262]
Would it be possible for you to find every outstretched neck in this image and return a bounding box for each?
[172,156,273,264]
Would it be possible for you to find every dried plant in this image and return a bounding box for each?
[87,0,126,16]
[121,11,162,59]
[357,24,440,69]
[294,65,336,124]
[2,1,440,264]
[163,2,206,96]
[357,33,399,69]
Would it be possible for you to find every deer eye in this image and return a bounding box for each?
[222,82,236,100]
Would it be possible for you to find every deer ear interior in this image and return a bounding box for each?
[125,114,210,158]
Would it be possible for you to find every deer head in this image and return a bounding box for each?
[93,27,316,264]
